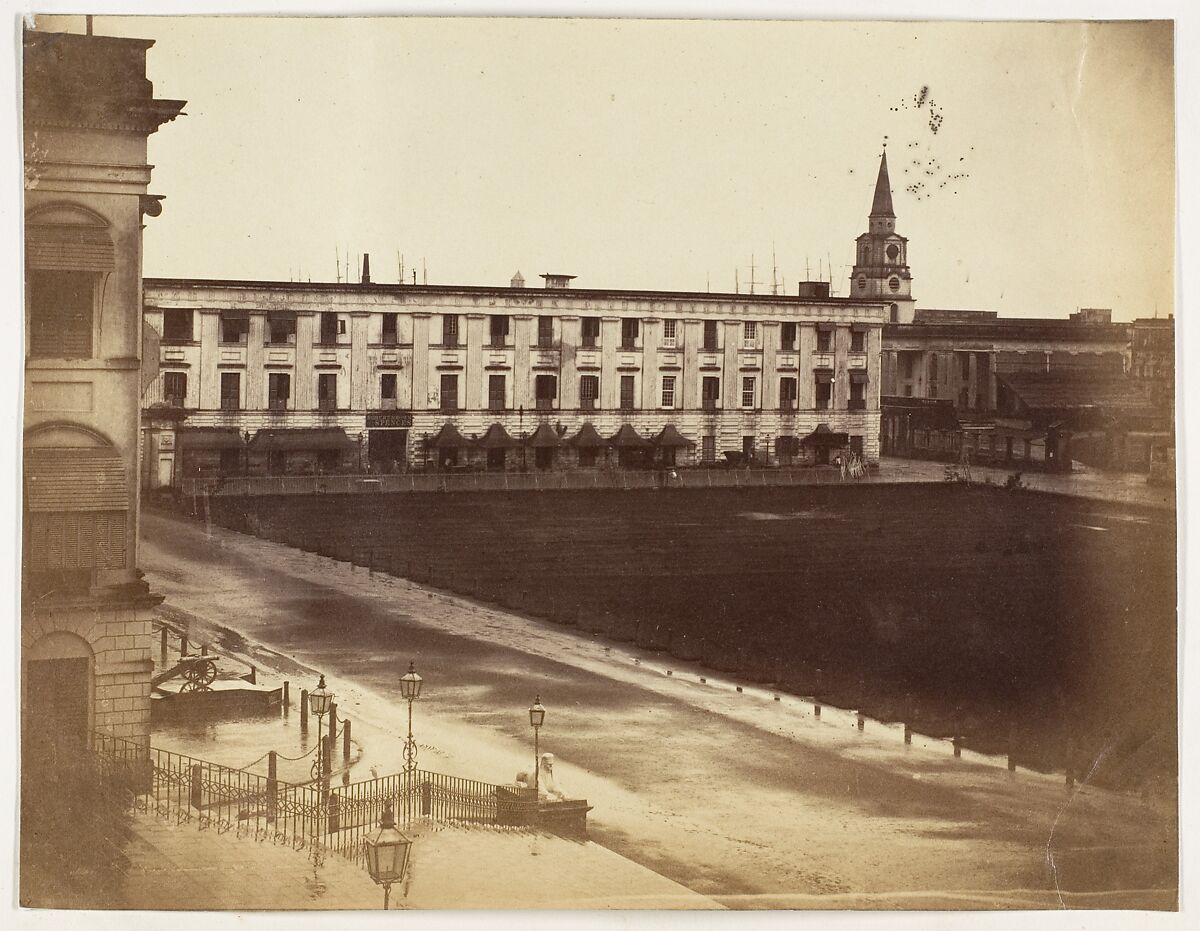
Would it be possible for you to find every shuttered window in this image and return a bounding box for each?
[24,449,129,570]
[26,510,127,570]
[28,270,94,359]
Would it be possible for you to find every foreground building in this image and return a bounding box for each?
[141,273,886,484]
[22,29,184,753]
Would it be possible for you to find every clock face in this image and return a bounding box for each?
[889,277,901,292]
[886,244,900,261]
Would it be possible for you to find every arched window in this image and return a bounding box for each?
[25,203,114,361]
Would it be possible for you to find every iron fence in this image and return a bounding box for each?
[87,732,537,862]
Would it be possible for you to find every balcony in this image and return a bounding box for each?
[537,335,555,349]
[702,398,719,412]
[848,398,867,411]
[164,395,186,409]
[620,340,637,351]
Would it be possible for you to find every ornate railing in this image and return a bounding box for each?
[87,732,538,861]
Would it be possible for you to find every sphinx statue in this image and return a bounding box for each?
[515,752,567,801]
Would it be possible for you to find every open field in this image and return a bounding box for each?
[199,482,1176,794]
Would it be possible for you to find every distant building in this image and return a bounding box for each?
[1130,316,1174,407]
[141,264,887,485]
[22,29,184,754]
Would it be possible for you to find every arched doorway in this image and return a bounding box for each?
[24,631,94,757]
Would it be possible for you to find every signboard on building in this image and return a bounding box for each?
[367,412,414,428]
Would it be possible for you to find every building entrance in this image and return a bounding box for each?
[25,657,90,754]
[368,429,408,472]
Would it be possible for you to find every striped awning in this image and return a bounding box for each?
[177,428,244,450]
[248,428,356,452]
[526,422,562,448]
[24,448,128,513]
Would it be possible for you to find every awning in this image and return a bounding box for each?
[177,428,244,450]
[24,448,129,512]
[477,423,520,449]
[849,371,870,384]
[814,369,834,384]
[425,423,471,449]
[248,428,356,452]
[609,424,652,448]
[526,422,562,448]
[567,423,608,448]
[652,424,693,448]
[800,424,849,446]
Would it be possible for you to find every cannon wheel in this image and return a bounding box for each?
[183,658,217,688]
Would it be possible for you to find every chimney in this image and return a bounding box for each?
[361,253,371,284]
[540,273,576,289]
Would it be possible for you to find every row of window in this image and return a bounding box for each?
[163,370,866,413]
[157,308,866,353]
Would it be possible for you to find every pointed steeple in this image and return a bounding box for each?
[870,148,895,218]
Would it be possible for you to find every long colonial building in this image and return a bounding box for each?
[142,273,887,483]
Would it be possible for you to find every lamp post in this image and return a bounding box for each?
[528,696,546,798]
[399,661,423,776]
[363,803,412,910]
[309,674,333,781]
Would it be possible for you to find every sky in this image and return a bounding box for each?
[34,14,1175,321]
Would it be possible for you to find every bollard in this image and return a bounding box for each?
[327,791,340,833]
[283,680,290,709]
[267,751,278,823]
[300,689,309,731]
[322,735,333,777]
[903,723,912,745]
[160,628,168,666]
[180,634,189,657]
[329,702,338,742]
[190,763,203,809]
[814,702,821,718]
[343,719,352,762]
[952,736,962,758]
[857,712,865,732]
[248,665,256,685]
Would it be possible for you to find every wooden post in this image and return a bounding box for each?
[180,634,189,657]
[328,702,338,744]
[283,680,290,709]
[267,751,278,822]
[300,689,309,731]
[343,719,352,762]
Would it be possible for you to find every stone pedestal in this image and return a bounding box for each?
[495,786,593,838]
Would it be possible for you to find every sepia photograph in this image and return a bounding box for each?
[11,2,1187,920]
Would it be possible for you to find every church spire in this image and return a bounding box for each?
[871,147,895,218]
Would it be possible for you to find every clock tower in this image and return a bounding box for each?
[850,148,915,323]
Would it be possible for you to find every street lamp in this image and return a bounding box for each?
[309,674,333,781]
[399,661,423,775]
[363,803,412,910]
[528,696,546,798]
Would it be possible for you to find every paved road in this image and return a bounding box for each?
[139,509,1176,909]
